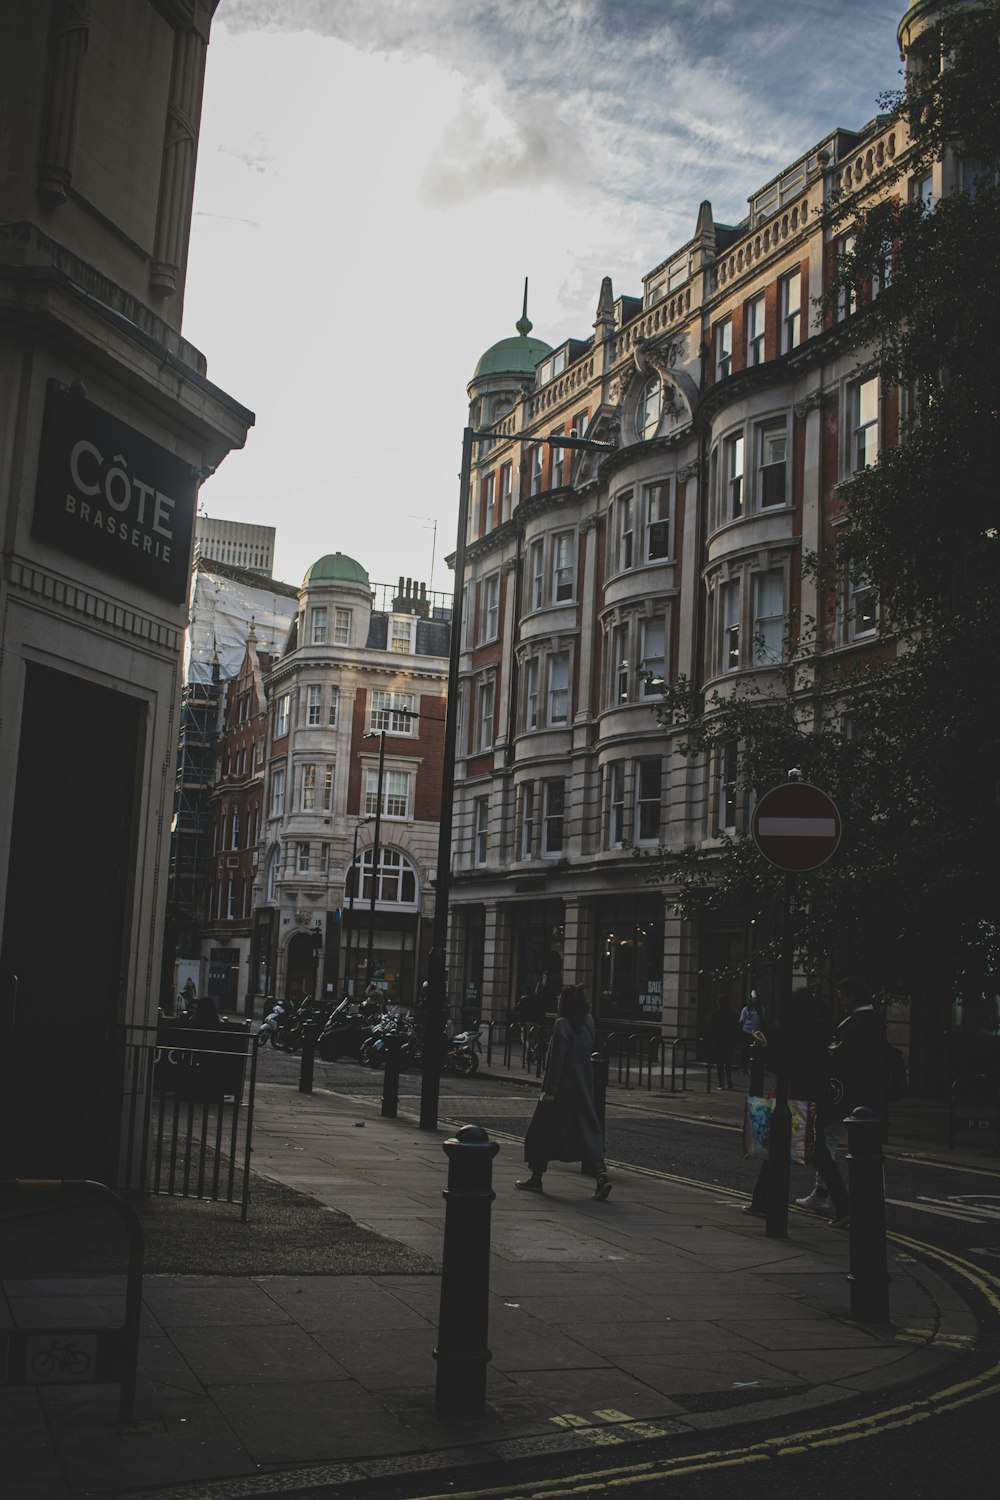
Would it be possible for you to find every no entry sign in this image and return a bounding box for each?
[751,782,842,872]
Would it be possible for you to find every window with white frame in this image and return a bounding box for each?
[499,461,513,520]
[369,690,416,734]
[636,376,662,440]
[847,375,879,473]
[911,171,933,208]
[611,490,635,573]
[310,606,328,645]
[476,678,495,752]
[276,694,290,738]
[717,740,738,832]
[483,471,496,532]
[550,433,566,488]
[333,608,352,646]
[230,809,239,848]
[328,686,339,727]
[528,538,544,610]
[758,420,788,508]
[639,616,666,697]
[542,778,565,855]
[715,317,733,380]
[645,481,671,561]
[752,570,785,663]
[552,531,575,601]
[721,580,740,673]
[847,568,877,640]
[306,684,323,726]
[266,847,279,903]
[317,843,329,875]
[524,656,540,730]
[481,572,500,642]
[779,269,801,352]
[358,846,417,905]
[608,762,626,846]
[390,616,416,654]
[473,796,489,865]
[301,763,317,810]
[364,768,411,819]
[547,652,570,725]
[520,782,535,858]
[461,583,473,647]
[270,766,285,817]
[836,232,858,320]
[637,758,662,843]
[746,294,766,366]
[724,432,744,521]
[529,444,543,495]
[610,621,630,705]
[297,841,310,874]
[226,878,237,920]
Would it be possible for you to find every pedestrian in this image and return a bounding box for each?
[743,987,849,1225]
[738,991,761,1073]
[517,984,612,1202]
[708,995,739,1088]
[192,994,220,1029]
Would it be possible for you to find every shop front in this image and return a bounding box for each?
[595,893,665,1029]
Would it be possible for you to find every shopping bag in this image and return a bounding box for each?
[743,1096,816,1163]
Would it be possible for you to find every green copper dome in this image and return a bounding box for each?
[472,279,551,381]
[304,553,370,586]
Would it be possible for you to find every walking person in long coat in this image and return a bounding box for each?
[516,985,612,1201]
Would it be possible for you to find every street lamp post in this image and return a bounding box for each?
[344,816,373,998]
[418,424,613,1132]
[364,728,386,991]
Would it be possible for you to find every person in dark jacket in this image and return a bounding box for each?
[708,996,740,1088]
[517,985,612,1201]
[743,987,849,1223]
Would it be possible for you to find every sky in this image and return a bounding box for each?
[183,0,907,597]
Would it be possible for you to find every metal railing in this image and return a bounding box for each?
[480,1020,707,1094]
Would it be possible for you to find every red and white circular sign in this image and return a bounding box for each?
[751,782,842,872]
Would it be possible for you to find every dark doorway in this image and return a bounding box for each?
[1,663,142,1178]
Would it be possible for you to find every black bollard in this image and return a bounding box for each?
[434,1124,499,1417]
[845,1106,891,1322]
[381,1035,402,1118]
[298,1020,318,1094]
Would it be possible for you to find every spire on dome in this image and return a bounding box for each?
[515,277,533,336]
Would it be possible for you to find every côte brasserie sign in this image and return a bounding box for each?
[33,383,197,604]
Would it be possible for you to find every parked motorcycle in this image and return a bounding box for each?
[443,1024,482,1076]
[317,997,382,1062]
[359,1010,411,1069]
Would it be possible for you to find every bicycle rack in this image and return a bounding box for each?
[0,1178,143,1422]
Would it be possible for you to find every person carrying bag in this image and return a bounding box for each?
[517,985,612,1202]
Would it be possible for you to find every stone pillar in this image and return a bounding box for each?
[38,0,91,206]
[661,907,699,1040]
[561,896,597,996]
[151,24,208,297]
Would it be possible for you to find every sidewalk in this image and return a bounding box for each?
[0,1075,982,1500]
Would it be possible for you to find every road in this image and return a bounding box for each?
[255,1046,1000,1500]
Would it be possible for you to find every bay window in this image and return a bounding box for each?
[752,570,785,663]
[542,779,565,855]
[758,420,787,508]
[547,652,570,725]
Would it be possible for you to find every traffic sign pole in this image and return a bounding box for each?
[750,777,842,1240]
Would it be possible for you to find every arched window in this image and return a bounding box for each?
[347,847,418,908]
[635,377,662,440]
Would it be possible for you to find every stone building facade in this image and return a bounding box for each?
[446,2,956,1049]
[0,1,252,1182]
[251,556,451,1012]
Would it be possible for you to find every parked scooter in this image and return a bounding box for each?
[257,997,295,1049]
[443,1024,482,1076]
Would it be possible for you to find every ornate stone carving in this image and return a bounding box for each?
[151,25,207,296]
[793,390,825,417]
